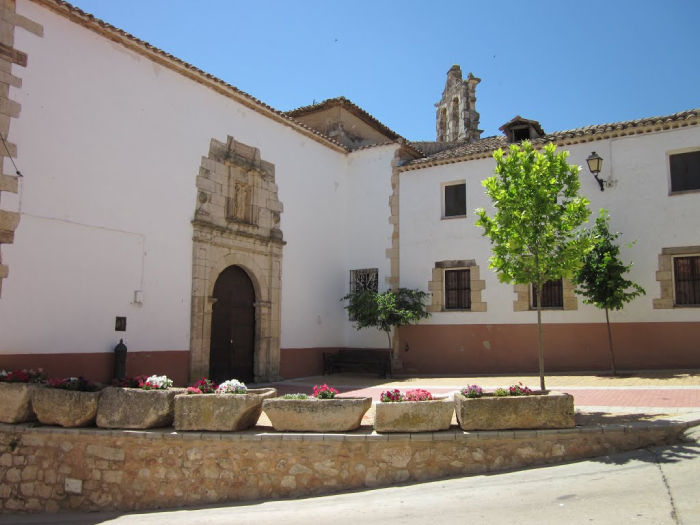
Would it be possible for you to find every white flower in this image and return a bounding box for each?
[144,375,173,389]
[216,379,247,394]
[0,370,7,377]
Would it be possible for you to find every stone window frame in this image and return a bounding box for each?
[654,246,700,308]
[441,180,467,220]
[513,279,577,312]
[667,147,700,196]
[428,260,486,313]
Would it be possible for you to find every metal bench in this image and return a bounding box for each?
[323,349,392,378]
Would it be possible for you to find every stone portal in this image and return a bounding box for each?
[190,137,283,383]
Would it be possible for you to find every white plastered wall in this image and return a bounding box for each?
[400,126,700,325]
[341,145,397,349]
[0,0,352,356]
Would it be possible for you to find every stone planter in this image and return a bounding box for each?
[454,391,576,431]
[32,387,103,428]
[96,387,184,429]
[174,388,277,431]
[0,383,43,424]
[374,395,454,433]
[263,397,372,432]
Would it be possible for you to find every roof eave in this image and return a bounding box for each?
[400,114,700,173]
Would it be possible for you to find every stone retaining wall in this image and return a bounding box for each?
[1,417,698,513]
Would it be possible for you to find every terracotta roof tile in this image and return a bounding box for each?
[405,108,700,170]
[285,97,403,141]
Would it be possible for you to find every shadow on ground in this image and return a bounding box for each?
[574,411,685,426]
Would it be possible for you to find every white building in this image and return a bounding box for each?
[0,0,697,384]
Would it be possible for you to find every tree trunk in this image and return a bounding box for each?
[605,307,617,376]
[386,329,394,376]
[535,285,546,391]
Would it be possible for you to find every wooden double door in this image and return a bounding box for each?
[209,265,256,384]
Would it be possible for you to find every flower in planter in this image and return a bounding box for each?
[493,388,509,397]
[186,378,217,394]
[139,375,173,390]
[460,385,484,398]
[508,382,533,396]
[312,384,339,399]
[47,376,100,392]
[380,389,404,402]
[280,393,309,400]
[0,368,46,383]
[380,388,435,402]
[405,389,433,401]
[216,379,247,394]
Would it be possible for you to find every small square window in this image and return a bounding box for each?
[445,269,471,310]
[443,182,466,218]
[350,268,378,294]
[674,256,700,306]
[532,279,563,309]
[670,150,700,193]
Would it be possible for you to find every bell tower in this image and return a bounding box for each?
[435,65,482,143]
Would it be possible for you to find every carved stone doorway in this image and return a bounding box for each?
[189,136,284,383]
[210,265,256,384]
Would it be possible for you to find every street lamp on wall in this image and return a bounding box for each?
[586,152,605,192]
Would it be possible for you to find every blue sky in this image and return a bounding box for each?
[67,0,700,142]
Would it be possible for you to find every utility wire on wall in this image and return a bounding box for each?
[0,132,22,177]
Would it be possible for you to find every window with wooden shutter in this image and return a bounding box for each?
[674,256,700,305]
[445,269,471,310]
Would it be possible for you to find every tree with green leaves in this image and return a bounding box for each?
[573,209,645,375]
[475,141,591,391]
[341,288,431,356]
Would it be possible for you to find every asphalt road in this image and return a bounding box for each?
[4,430,699,525]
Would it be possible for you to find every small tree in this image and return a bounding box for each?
[475,142,591,391]
[573,209,645,375]
[342,288,431,355]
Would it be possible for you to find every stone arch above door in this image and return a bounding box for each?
[190,136,283,383]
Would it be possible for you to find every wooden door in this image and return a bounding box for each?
[210,266,256,384]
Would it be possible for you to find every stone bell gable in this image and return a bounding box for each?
[435,65,482,144]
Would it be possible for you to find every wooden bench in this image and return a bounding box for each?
[323,349,392,378]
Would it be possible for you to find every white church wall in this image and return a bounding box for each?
[0,1,350,372]
[342,145,397,349]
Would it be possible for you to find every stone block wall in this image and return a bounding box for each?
[0,419,694,513]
